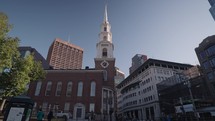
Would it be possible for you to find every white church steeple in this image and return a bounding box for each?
[103,5,108,23]
[96,5,114,59]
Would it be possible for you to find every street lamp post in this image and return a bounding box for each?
[187,81,199,121]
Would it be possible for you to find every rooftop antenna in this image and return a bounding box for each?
[68,35,70,43]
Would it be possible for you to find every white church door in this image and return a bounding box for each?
[73,103,85,120]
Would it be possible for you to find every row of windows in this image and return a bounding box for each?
[140,77,151,86]
[123,100,138,107]
[143,95,154,103]
[199,45,215,60]
[122,84,139,94]
[122,95,155,108]
[54,41,83,52]
[141,86,153,94]
[35,81,96,97]
[203,57,215,69]
[155,76,168,81]
[123,92,136,100]
[156,69,171,75]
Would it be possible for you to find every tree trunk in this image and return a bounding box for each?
[0,99,6,112]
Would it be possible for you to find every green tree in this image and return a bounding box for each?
[0,12,46,97]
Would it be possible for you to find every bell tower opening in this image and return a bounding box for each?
[102,48,107,57]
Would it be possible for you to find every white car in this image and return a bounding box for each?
[56,111,72,120]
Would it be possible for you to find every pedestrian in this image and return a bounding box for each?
[37,108,44,121]
[47,110,54,121]
[166,115,171,121]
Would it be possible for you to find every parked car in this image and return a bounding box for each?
[56,111,72,120]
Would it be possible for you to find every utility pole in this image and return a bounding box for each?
[187,81,199,121]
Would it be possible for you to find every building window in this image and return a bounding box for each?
[64,102,70,112]
[199,51,207,60]
[90,81,96,96]
[35,81,42,96]
[45,81,52,96]
[203,61,210,69]
[66,82,72,97]
[104,27,107,31]
[42,102,48,111]
[89,103,95,112]
[207,45,215,56]
[77,81,83,96]
[102,48,107,57]
[207,72,214,80]
[210,57,215,67]
[55,82,62,96]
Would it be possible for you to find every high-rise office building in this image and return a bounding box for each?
[208,0,215,20]
[47,38,83,69]
[129,54,147,74]
[195,35,215,98]
[19,46,50,69]
[117,58,193,120]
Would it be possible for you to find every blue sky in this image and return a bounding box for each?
[0,0,215,77]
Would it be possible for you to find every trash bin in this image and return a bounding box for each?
[3,96,34,121]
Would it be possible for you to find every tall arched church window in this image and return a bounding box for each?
[104,27,107,31]
[90,81,96,96]
[35,81,42,96]
[55,82,62,96]
[45,81,52,96]
[66,81,72,97]
[77,81,83,96]
[102,48,107,57]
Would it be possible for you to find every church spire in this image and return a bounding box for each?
[95,5,114,59]
[103,5,108,23]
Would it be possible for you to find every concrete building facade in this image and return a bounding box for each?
[116,59,193,121]
[47,38,83,69]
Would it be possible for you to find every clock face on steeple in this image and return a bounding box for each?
[100,60,109,68]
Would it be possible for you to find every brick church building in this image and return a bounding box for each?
[27,6,117,120]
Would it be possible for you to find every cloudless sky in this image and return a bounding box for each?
[0,0,215,77]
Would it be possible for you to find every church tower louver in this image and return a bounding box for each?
[94,5,116,116]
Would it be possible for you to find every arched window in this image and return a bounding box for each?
[90,81,96,96]
[102,48,107,57]
[35,81,42,96]
[77,81,83,96]
[55,82,62,96]
[45,81,52,96]
[104,27,107,31]
[66,82,72,97]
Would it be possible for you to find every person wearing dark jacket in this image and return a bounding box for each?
[47,110,54,121]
